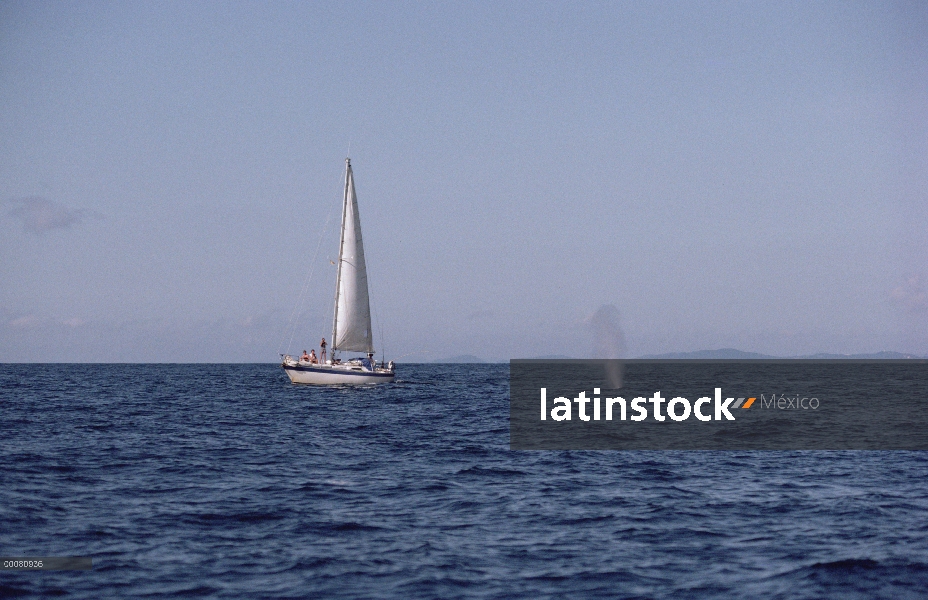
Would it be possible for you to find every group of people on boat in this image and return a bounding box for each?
[295,336,388,371]
[300,338,328,364]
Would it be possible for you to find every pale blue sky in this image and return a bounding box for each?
[1,1,926,361]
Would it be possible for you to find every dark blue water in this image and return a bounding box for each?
[2,364,927,598]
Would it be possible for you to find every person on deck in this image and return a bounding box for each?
[320,338,327,363]
[300,350,310,362]
[309,349,317,364]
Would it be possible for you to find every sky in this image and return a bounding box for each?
[1,1,926,362]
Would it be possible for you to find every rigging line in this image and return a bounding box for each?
[277,190,338,356]
[362,208,385,361]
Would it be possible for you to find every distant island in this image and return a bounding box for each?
[429,354,579,363]
[638,348,924,359]
[426,348,924,363]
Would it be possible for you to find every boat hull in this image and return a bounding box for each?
[282,363,395,385]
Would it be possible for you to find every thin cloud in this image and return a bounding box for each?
[467,310,494,321]
[5,196,102,234]
[8,315,40,328]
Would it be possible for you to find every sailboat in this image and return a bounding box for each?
[281,158,396,384]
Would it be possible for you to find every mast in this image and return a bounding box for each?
[331,157,351,358]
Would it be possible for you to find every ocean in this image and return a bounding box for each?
[2,363,927,598]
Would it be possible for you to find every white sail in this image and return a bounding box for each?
[332,159,374,354]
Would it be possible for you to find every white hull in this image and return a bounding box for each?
[282,360,395,385]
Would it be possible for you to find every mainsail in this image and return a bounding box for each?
[332,159,374,354]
